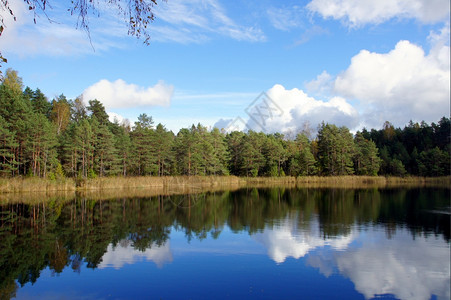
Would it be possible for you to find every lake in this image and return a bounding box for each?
[0,187,449,299]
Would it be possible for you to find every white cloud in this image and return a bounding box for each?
[245,84,359,133]
[335,229,450,300]
[83,79,174,109]
[307,0,450,27]
[254,216,354,264]
[305,70,334,96]
[151,0,266,43]
[107,112,126,124]
[99,240,173,269]
[254,214,449,299]
[333,38,450,128]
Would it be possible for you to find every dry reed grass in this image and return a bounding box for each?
[1,175,449,202]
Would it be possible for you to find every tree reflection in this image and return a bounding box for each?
[0,187,449,296]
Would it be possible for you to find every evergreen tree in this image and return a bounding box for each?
[93,123,118,176]
[174,125,203,176]
[31,88,52,118]
[87,99,110,126]
[131,114,155,175]
[209,127,229,175]
[317,123,355,175]
[263,134,287,176]
[27,113,57,177]
[226,131,245,176]
[239,131,265,177]
[417,147,449,177]
[153,123,175,176]
[74,119,95,178]
[354,132,381,176]
[51,95,71,135]
[293,133,317,176]
[0,115,18,176]
[111,120,132,176]
[0,70,32,175]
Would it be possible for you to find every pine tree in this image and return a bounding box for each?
[210,127,229,175]
[0,70,33,175]
[226,131,245,176]
[87,99,110,126]
[130,114,155,175]
[51,95,71,135]
[294,133,317,176]
[31,88,52,118]
[153,123,175,176]
[75,119,95,178]
[111,120,132,176]
[27,113,58,177]
[317,123,355,175]
[354,132,381,176]
[0,115,18,176]
[239,131,264,177]
[93,123,118,176]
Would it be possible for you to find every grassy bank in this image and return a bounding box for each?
[0,175,449,195]
[0,175,449,204]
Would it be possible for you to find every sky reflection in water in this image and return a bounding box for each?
[79,217,450,300]
[6,188,450,300]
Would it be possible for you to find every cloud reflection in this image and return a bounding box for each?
[335,230,450,300]
[99,240,173,269]
[255,217,450,300]
[253,216,354,263]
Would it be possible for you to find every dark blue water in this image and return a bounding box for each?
[1,188,449,299]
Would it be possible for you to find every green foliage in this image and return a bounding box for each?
[87,99,110,126]
[417,147,449,177]
[317,123,355,175]
[354,132,381,176]
[390,159,407,177]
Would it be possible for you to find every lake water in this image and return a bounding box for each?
[0,187,449,299]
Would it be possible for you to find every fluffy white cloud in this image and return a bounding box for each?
[83,79,174,109]
[237,28,449,133]
[99,240,173,269]
[245,84,359,134]
[255,214,450,299]
[305,70,334,96]
[334,229,450,300]
[307,0,450,27]
[254,217,354,263]
[108,112,126,124]
[334,38,450,128]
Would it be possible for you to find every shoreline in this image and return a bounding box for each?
[1,175,449,194]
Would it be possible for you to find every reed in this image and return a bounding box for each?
[0,175,449,196]
[75,175,244,190]
[0,177,76,193]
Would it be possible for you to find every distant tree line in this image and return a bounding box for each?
[0,69,449,179]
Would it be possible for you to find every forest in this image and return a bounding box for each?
[0,69,450,179]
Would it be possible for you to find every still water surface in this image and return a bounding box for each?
[1,188,449,299]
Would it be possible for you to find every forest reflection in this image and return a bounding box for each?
[0,187,449,298]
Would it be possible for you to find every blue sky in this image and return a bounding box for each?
[1,0,450,134]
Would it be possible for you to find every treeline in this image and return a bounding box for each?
[0,69,449,179]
